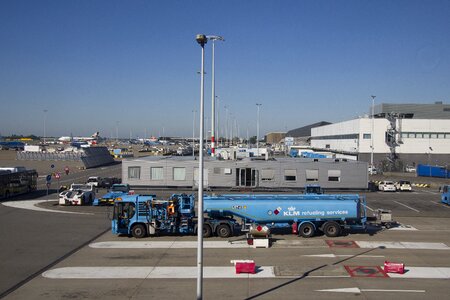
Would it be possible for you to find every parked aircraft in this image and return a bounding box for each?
[58,132,100,144]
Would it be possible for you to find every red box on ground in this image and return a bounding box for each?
[384,261,405,274]
[235,262,256,274]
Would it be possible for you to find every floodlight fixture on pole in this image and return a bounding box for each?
[370,95,376,169]
[206,35,224,157]
[195,33,207,300]
[256,103,262,157]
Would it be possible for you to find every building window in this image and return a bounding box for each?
[151,167,164,180]
[261,169,275,181]
[325,144,330,149]
[423,133,430,139]
[446,134,450,139]
[305,169,319,182]
[284,169,296,181]
[430,133,437,139]
[363,133,371,139]
[173,167,186,181]
[401,133,408,138]
[128,167,141,180]
[213,167,221,174]
[438,133,445,139]
[328,170,341,182]
[408,133,416,138]
[416,133,423,138]
[224,168,232,175]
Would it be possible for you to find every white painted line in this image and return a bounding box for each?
[420,190,439,195]
[2,200,93,215]
[356,241,449,250]
[385,267,450,279]
[393,200,420,212]
[42,266,275,279]
[317,287,425,294]
[429,201,450,208]
[90,241,251,249]
[303,254,384,258]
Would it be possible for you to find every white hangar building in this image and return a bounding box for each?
[310,102,450,170]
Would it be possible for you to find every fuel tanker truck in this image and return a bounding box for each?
[112,192,373,239]
[203,193,369,238]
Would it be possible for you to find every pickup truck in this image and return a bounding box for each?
[93,184,131,206]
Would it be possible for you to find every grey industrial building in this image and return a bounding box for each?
[122,156,368,190]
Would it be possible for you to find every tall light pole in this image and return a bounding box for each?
[256,103,262,157]
[206,35,224,157]
[216,96,220,147]
[195,34,207,300]
[43,109,48,144]
[224,105,229,147]
[370,96,376,169]
[192,110,196,158]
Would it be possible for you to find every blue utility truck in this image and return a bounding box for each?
[204,194,368,238]
[111,194,239,238]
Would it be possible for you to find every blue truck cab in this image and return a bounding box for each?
[112,193,240,238]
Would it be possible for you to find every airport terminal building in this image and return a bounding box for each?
[122,156,368,190]
[310,102,450,170]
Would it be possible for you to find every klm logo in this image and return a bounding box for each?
[283,206,300,217]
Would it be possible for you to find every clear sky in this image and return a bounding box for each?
[1,0,449,139]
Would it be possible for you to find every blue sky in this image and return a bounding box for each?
[1,0,449,138]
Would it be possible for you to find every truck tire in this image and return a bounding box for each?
[323,221,341,237]
[216,224,231,238]
[299,223,315,238]
[202,225,212,238]
[131,224,147,238]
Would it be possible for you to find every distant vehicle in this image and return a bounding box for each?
[441,185,450,205]
[101,177,121,189]
[92,184,131,206]
[59,184,95,205]
[378,181,396,192]
[86,176,102,187]
[405,165,416,173]
[0,168,38,199]
[368,165,377,175]
[395,180,412,192]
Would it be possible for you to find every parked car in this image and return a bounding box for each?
[395,180,412,192]
[405,165,416,173]
[378,180,396,192]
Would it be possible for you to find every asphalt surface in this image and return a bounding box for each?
[1,157,450,299]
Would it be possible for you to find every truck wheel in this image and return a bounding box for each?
[216,224,231,238]
[299,223,315,238]
[323,221,341,237]
[202,225,212,238]
[89,195,93,204]
[131,224,147,238]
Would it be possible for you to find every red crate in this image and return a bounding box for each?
[384,261,405,274]
[235,262,256,274]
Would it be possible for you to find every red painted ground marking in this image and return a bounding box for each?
[326,240,359,248]
[345,266,388,278]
